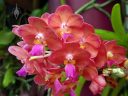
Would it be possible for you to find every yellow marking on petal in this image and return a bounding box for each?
[58,28,71,37]
[34,39,42,44]
[80,44,85,49]
[34,39,47,46]
[64,60,76,65]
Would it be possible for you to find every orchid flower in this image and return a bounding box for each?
[8,5,128,96]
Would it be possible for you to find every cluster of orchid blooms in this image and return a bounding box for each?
[8,5,128,96]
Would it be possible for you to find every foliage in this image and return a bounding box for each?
[0,1,48,96]
[96,3,128,49]
[96,3,128,96]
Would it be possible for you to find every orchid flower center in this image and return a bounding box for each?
[64,54,76,65]
[80,43,86,49]
[107,51,113,58]
[34,33,47,45]
[61,23,67,29]
[79,38,86,49]
[35,33,44,39]
[60,23,70,35]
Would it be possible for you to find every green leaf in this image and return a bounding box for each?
[31,4,48,17]
[102,85,111,96]
[95,29,118,40]
[60,0,66,5]
[0,50,4,57]
[31,9,42,17]
[3,68,14,87]
[0,31,15,46]
[95,29,128,48]
[75,76,86,96]
[111,79,125,96]
[111,3,125,36]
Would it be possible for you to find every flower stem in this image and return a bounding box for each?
[75,76,86,96]
[60,0,66,5]
[75,0,113,19]
[100,0,114,7]
[94,4,111,18]
[75,0,96,14]
[47,88,52,96]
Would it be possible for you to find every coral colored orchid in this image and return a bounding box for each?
[8,5,128,96]
[48,5,84,43]
[104,40,126,66]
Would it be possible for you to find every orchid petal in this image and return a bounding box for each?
[41,12,50,23]
[94,43,107,68]
[55,5,73,22]
[29,44,44,56]
[70,89,76,96]
[8,46,29,60]
[89,75,106,95]
[48,14,61,28]
[67,14,83,27]
[28,17,47,30]
[83,65,98,80]
[86,34,101,48]
[54,79,63,94]
[82,23,94,37]
[34,75,45,85]
[16,65,27,77]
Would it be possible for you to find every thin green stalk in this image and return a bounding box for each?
[60,0,66,5]
[94,4,110,18]
[111,79,125,96]
[75,76,86,96]
[47,88,52,96]
[85,4,94,10]
[75,0,96,14]
[75,0,112,19]
[100,0,114,7]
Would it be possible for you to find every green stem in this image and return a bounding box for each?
[111,79,125,96]
[75,0,112,19]
[94,4,110,18]
[100,0,114,7]
[75,0,96,14]
[47,88,52,96]
[60,0,66,5]
[75,76,86,96]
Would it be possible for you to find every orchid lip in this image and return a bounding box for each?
[29,44,44,56]
[54,79,62,94]
[16,66,27,77]
[65,64,76,79]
